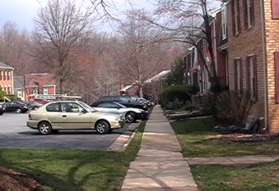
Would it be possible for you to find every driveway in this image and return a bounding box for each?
[0,113,139,150]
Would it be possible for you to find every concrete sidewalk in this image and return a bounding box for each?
[121,106,198,191]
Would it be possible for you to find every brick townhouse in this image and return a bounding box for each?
[0,62,14,95]
[225,0,279,133]
[185,0,279,133]
[15,73,56,101]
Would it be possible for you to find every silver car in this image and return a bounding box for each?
[27,101,125,135]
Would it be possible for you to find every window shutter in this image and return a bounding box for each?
[243,0,248,29]
[250,0,255,25]
[246,57,251,94]
[232,0,236,35]
[240,59,243,93]
[253,56,258,101]
[237,0,241,32]
[272,0,279,19]
[234,60,238,91]
[275,52,279,103]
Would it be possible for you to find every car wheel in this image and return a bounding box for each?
[95,120,111,135]
[125,112,136,123]
[38,121,52,135]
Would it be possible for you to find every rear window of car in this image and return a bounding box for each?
[46,103,61,112]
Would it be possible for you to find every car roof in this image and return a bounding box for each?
[47,100,81,104]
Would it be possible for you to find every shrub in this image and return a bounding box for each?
[215,91,254,126]
[160,85,192,109]
[0,88,5,101]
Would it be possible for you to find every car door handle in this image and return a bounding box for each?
[62,115,67,118]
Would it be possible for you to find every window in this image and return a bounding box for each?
[272,0,279,19]
[43,88,48,95]
[244,0,255,29]
[3,71,6,81]
[0,71,2,80]
[98,103,119,108]
[33,88,38,95]
[246,56,257,100]
[221,5,228,40]
[17,91,23,98]
[46,103,61,112]
[234,59,243,92]
[232,0,241,35]
[61,103,84,113]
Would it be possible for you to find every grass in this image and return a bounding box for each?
[191,161,279,191]
[0,122,145,191]
[172,118,279,157]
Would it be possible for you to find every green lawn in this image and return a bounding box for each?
[0,122,145,191]
[192,161,279,191]
[172,118,279,157]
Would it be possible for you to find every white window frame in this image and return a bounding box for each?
[43,88,49,95]
[246,0,252,28]
[234,0,240,35]
[221,4,228,40]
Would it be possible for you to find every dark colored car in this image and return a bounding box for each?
[91,101,149,122]
[97,96,149,111]
[0,103,4,115]
[4,101,29,113]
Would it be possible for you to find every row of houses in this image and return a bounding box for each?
[0,62,56,101]
[185,0,279,134]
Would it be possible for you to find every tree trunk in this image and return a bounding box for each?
[59,78,64,94]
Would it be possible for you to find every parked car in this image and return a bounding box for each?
[91,101,149,123]
[97,96,149,111]
[4,101,29,113]
[0,103,5,115]
[27,102,44,110]
[27,100,125,135]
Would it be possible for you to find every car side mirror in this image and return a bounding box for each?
[81,109,88,114]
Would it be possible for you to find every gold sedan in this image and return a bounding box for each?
[27,101,125,135]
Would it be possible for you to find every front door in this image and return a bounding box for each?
[60,102,93,129]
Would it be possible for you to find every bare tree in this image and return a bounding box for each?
[116,10,174,97]
[0,22,33,75]
[148,0,222,91]
[33,0,93,94]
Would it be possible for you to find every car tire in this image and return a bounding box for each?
[38,121,52,135]
[125,112,136,123]
[95,120,111,135]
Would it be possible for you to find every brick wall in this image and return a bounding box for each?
[227,0,265,117]
[0,69,14,95]
[263,0,279,133]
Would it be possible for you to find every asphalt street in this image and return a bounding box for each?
[0,113,138,150]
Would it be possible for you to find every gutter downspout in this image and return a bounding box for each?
[260,0,269,132]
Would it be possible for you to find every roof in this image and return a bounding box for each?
[0,62,14,70]
[144,70,171,84]
[14,76,25,89]
[25,73,56,87]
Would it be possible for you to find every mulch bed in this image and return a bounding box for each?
[0,167,41,191]
[208,134,279,143]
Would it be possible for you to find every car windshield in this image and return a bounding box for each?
[78,101,96,112]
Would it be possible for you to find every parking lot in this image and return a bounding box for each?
[0,113,139,150]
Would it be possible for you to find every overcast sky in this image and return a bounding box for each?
[0,0,155,32]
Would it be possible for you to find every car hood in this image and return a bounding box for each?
[120,108,143,113]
